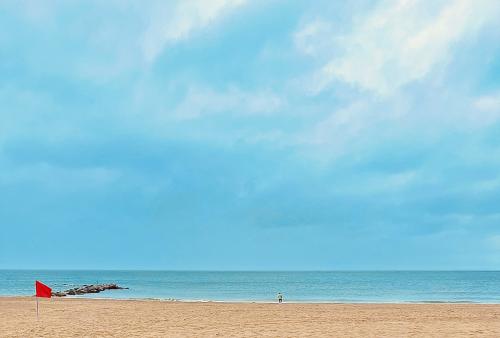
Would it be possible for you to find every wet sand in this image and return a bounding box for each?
[1,297,500,337]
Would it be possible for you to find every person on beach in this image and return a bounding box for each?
[277,292,283,303]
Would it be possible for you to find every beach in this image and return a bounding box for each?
[1,297,500,337]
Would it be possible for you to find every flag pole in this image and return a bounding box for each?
[35,280,51,318]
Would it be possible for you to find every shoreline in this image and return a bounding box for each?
[0,295,494,304]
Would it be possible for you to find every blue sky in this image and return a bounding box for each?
[1,0,500,270]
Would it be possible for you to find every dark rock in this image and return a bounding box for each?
[53,283,128,297]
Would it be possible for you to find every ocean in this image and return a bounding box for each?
[1,270,500,303]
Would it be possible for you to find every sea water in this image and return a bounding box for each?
[1,270,500,303]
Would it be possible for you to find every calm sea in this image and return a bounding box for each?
[1,270,499,303]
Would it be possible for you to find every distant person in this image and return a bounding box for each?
[277,292,283,303]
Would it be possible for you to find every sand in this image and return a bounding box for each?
[1,297,500,337]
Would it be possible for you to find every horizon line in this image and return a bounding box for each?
[2,269,500,272]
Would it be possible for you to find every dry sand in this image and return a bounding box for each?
[2,297,500,337]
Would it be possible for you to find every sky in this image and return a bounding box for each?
[1,0,500,270]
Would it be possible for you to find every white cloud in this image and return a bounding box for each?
[0,162,120,189]
[142,0,246,63]
[293,102,370,163]
[466,92,500,127]
[475,92,500,112]
[294,20,335,57]
[173,86,284,119]
[486,233,500,250]
[304,102,368,147]
[304,0,500,95]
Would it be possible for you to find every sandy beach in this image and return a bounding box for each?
[1,297,500,337]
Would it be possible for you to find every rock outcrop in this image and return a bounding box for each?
[52,284,128,297]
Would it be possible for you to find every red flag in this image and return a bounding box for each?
[35,280,52,298]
